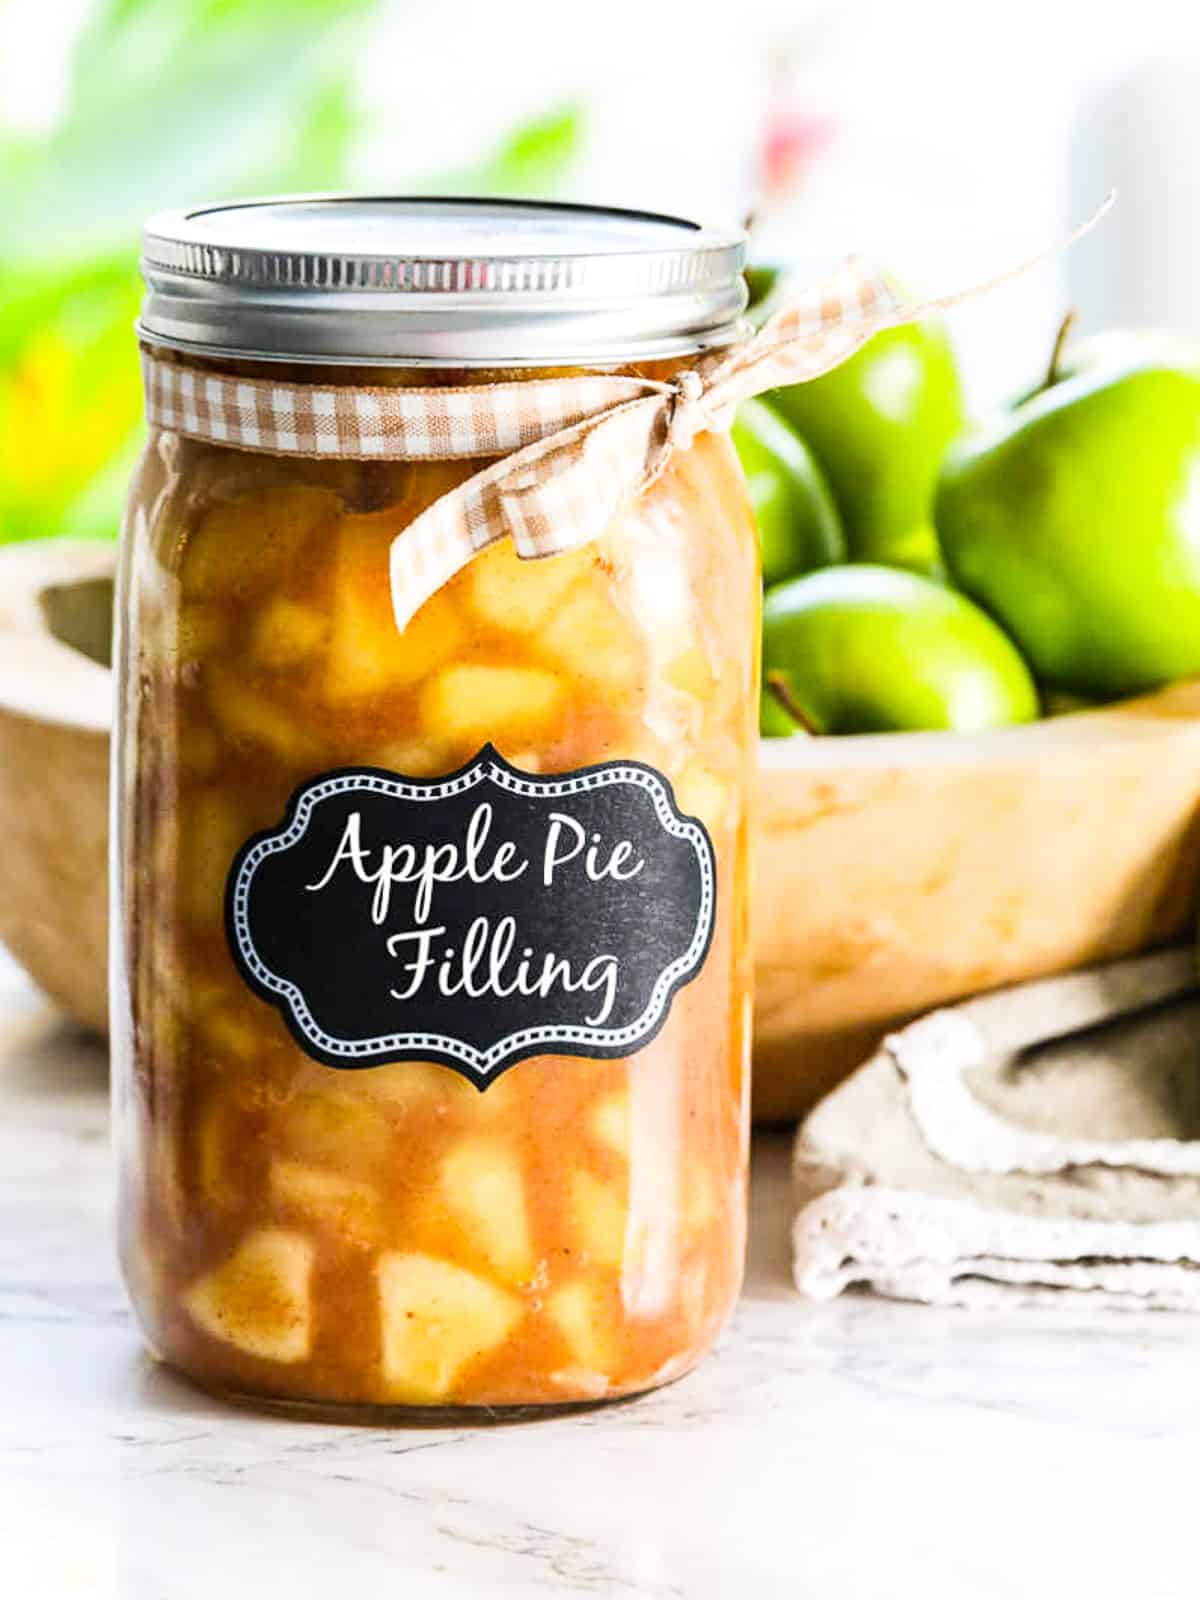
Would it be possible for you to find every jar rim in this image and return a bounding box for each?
[137,194,748,368]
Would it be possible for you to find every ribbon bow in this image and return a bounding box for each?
[387,256,896,628]
[135,198,1113,631]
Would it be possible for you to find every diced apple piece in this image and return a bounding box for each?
[590,1092,631,1161]
[672,762,733,837]
[546,1279,616,1376]
[376,1252,521,1401]
[206,665,320,763]
[377,1059,518,1122]
[440,1136,535,1283]
[419,663,564,750]
[282,1090,392,1169]
[251,596,329,671]
[326,511,464,700]
[504,750,542,774]
[541,586,642,696]
[183,1228,313,1363]
[570,1170,628,1270]
[182,486,341,602]
[468,539,591,632]
[203,1008,260,1063]
[369,738,456,779]
[682,1162,718,1230]
[365,1060,461,1110]
[663,642,715,703]
[270,1161,381,1244]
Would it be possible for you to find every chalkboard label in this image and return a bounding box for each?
[225,745,716,1088]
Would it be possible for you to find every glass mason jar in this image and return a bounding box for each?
[112,198,759,1415]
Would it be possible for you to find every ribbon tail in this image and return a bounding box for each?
[390,392,668,630]
[883,191,1116,329]
[701,192,1117,413]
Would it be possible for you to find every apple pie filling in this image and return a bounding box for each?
[111,357,759,1410]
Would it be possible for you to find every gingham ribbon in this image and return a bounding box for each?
[140,201,1113,629]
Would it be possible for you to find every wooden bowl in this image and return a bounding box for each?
[752,689,1200,1121]
[5,542,1200,1123]
[0,541,115,1032]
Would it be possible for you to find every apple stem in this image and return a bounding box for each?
[765,671,818,735]
[1044,308,1078,390]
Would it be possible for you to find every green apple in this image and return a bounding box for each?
[1012,317,1200,403]
[761,564,1038,736]
[936,341,1200,698]
[768,318,965,573]
[760,677,807,737]
[1042,688,1099,717]
[731,399,845,585]
[744,264,782,312]
[1057,327,1200,386]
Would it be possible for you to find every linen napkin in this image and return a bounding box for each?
[792,947,1200,1309]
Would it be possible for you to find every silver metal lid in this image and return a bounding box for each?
[138,195,748,368]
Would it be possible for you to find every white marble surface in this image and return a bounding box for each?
[3,953,1200,1599]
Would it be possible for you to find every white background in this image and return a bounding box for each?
[6,0,1200,400]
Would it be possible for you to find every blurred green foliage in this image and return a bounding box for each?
[0,0,582,544]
